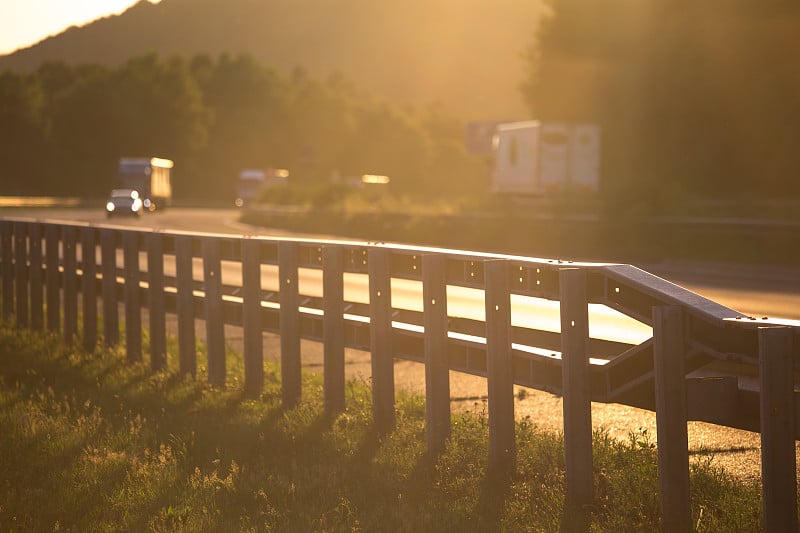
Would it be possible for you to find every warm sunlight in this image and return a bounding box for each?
[0,0,161,55]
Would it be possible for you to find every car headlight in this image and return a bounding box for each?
[132,199,143,211]
[106,202,115,212]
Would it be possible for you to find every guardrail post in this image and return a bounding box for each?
[369,248,395,432]
[62,226,78,343]
[45,225,60,332]
[242,239,263,396]
[101,229,119,346]
[147,233,167,370]
[28,223,44,331]
[80,227,97,351]
[485,260,515,473]
[1,221,13,321]
[759,326,797,533]
[203,238,225,386]
[559,268,593,513]
[653,305,691,532]
[323,246,345,415]
[176,236,196,377]
[123,232,142,362]
[279,242,301,407]
[424,254,450,456]
[14,222,28,328]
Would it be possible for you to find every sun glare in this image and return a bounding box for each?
[0,0,162,55]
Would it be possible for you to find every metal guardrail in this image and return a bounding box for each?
[1,217,799,529]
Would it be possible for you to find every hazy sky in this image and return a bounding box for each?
[0,0,161,55]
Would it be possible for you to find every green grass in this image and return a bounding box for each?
[0,324,762,531]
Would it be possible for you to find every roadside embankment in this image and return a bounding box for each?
[240,207,800,267]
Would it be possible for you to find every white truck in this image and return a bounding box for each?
[117,157,173,211]
[491,121,600,195]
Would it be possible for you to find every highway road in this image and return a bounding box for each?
[3,206,798,322]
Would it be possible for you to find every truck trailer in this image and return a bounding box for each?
[234,168,288,207]
[117,157,173,211]
[491,121,600,195]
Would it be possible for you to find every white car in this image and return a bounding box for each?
[105,189,143,217]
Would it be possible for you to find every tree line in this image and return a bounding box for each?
[0,53,487,201]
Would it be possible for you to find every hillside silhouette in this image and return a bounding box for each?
[0,0,540,120]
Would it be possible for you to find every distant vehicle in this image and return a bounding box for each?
[491,121,600,195]
[340,174,391,197]
[117,157,173,211]
[105,189,143,218]
[234,168,289,207]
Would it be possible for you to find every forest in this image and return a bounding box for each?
[3,0,800,211]
[526,0,800,211]
[0,53,487,201]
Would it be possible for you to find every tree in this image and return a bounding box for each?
[420,104,486,197]
[283,71,356,186]
[523,0,800,209]
[0,71,47,194]
[194,54,290,199]
[112,54,211,196]
[47,54,210,196]
[0,51,486,201]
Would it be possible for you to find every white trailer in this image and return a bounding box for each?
[569,124,601,191]
[491,120,541,194]
[491,121,600,194]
